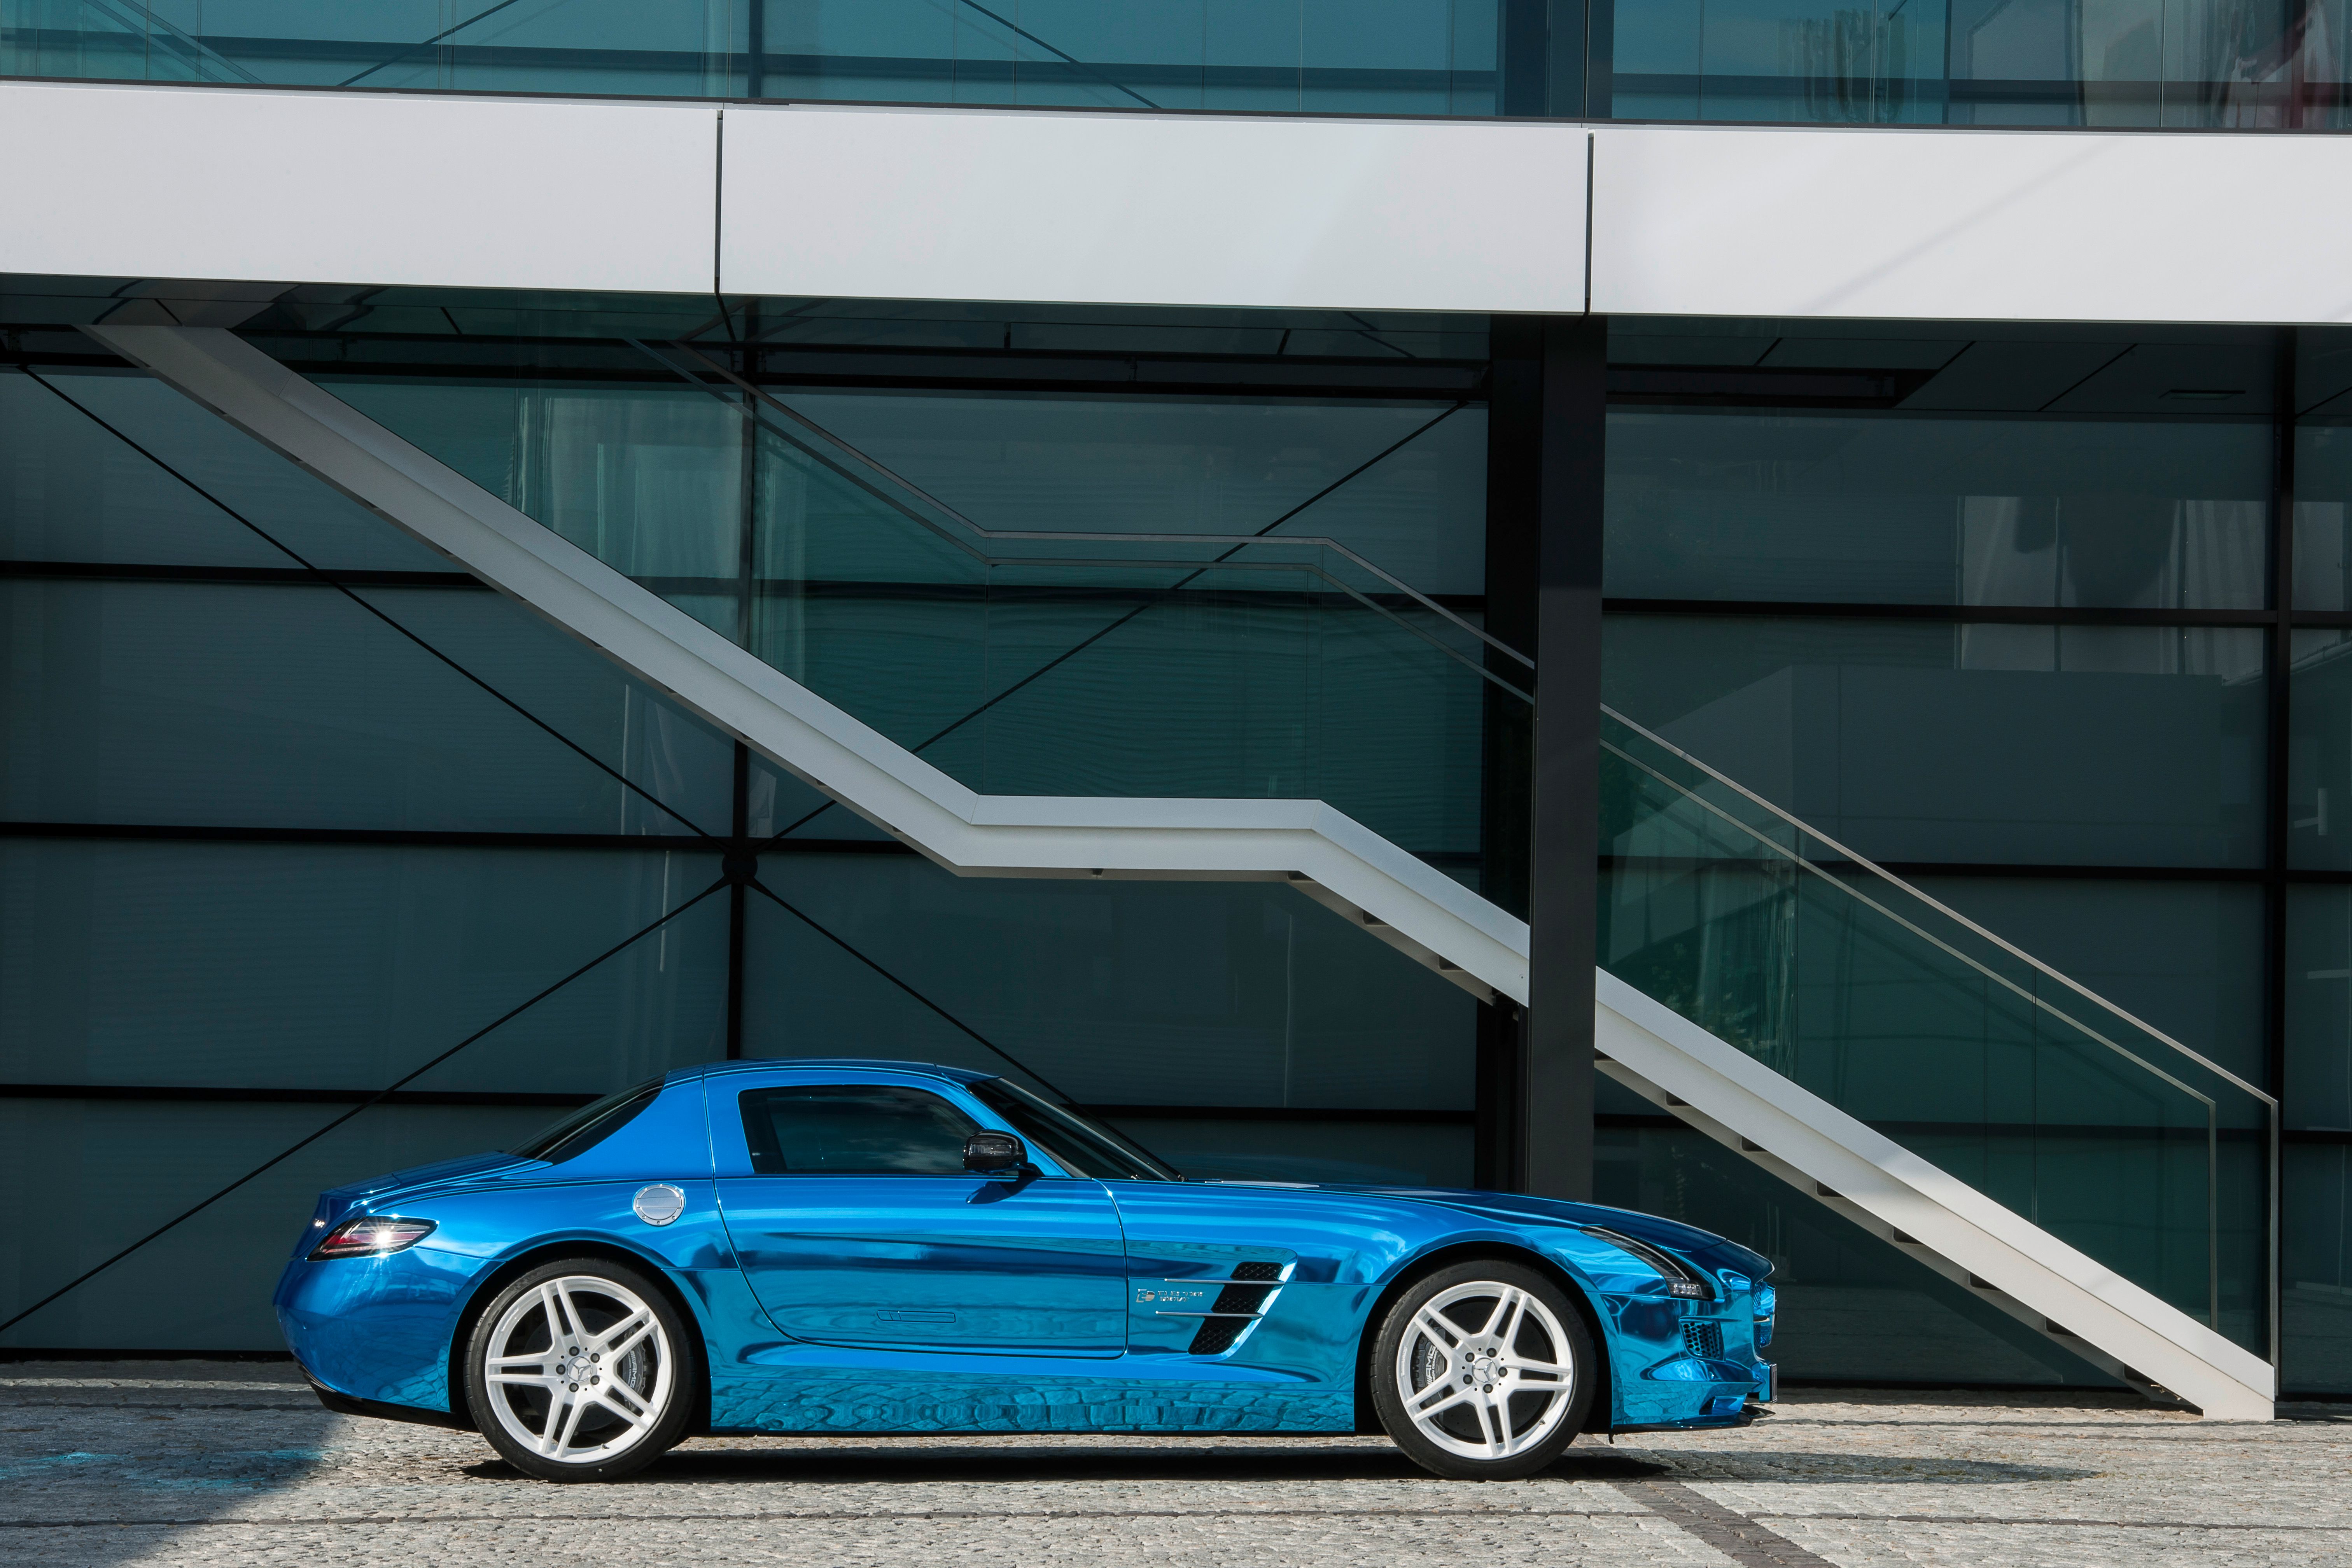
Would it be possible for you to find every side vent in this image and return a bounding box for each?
[1186,1261,1285,1356]
[1682,1320,1724,1360]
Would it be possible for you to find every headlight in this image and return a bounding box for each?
[1582,1225,1713,1300]
[307,1215,436,1260]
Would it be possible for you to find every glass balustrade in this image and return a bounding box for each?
[281,338,1518,885]
[1600,704,2277,1356]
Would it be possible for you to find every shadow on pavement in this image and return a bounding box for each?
[464,1440,1670,1486]
[1638,1449,2096,1484]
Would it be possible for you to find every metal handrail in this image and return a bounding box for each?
[1603,702,2277,1108]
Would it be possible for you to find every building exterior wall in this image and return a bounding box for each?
[2,17,2348,1399]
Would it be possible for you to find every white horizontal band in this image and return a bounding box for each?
[10,78,2350,324]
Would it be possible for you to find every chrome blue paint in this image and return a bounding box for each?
[279,1059,1778,1438]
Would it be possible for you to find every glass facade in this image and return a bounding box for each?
[8,0,2347,127]
[9,280,2352,1402]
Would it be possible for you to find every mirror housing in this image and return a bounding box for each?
[963,1131,1027,1175]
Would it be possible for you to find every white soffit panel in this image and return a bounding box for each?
[719,103,1587,313]
[1591,123,2352,325]
[0,80,717,294]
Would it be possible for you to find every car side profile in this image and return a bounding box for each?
[276,1060,1776,1481]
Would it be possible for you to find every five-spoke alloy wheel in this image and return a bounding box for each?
[1369,1260,1597,1479]
[465,1258,694,1481]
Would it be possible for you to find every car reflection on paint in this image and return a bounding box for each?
[276,1059,1774,1482]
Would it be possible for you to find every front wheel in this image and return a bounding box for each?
[1368,1260,1598,1480]
[464,1258,695,1482]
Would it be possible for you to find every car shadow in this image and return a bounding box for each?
[464,1440,1672,1486]
[1636,1449,2097,1484]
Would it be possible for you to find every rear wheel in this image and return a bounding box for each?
[1369,1260,1597,1479]
[464,1258,694,1482]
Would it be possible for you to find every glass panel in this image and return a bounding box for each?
[0,840,728,1092]
[1607,409,2269,608]
[1909,877,2266,1086]
[2284,885,2352,1132]
[0,1099,562,1350]
[313,352,1506,870]
[2299,320,2352,597]
[0,1,1508,117]
[0,578,732,835]
[1598,705,2275,1352]
[739,1083,980,1175]
[1603,613,2266,867]
[1599,1122,2121,1384]
[739,854,1474,1114]
[2287,629,2352,872]
[0,366,288,568]
[1601,0,2352,126]
[31,367,453,573]
[2285,1142,2352,1394]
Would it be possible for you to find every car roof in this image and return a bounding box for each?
[664,1058,997,1087]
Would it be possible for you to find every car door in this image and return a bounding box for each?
[711,1075,1128,1357]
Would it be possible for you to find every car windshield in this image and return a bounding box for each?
[970,1078,1179,1182]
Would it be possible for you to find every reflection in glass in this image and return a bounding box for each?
[1608,0,2352,126]
[2285,1144,2352,1392]
[1607,410,2268,607]
[1603,614,2266,867]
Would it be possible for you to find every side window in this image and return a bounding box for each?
[739,1083,980,1176]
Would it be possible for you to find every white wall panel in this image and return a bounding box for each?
[1591,124,2352,325]
[0,80,717,294]
[15,76,2352,327]
[718,104,1587,314]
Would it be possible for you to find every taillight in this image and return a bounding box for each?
[308,1215,436,1260]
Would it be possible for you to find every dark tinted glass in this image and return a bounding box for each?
[970,1077,1177,1181]
[739,1083,978,1175]
[514,1081,660,1163]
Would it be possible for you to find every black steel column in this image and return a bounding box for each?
[725,741,750,1060]
[2266,326,2297,1367]
[1500,0,1596,117]
[1526,315,1607,1201]
[1477,315,1606,1199]
[1477,320,1542,1190]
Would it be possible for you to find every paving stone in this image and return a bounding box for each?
[2,1365,2347,1566]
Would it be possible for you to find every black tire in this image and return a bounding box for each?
[463,1257,696,1482]
[1368,1259,1598,1480]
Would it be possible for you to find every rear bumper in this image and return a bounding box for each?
[306,1377,472,1432]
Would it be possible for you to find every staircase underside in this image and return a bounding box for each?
[91,322,2276,1421]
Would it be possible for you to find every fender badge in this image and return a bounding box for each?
[632,1183,686,1227]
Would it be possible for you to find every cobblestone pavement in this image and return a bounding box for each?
[3,1362,2348,1566]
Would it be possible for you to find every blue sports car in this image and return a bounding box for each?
[276,1060,1776,1482]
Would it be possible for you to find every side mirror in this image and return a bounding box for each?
[964,1131,1027,1176]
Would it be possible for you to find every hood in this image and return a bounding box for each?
[1318,1182,1774,1282]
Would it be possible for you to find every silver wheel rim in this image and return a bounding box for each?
[1393,1280,1577,1461]
[482,1275,673,1467]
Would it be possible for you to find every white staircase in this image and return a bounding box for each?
[90,322,2276,1420]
